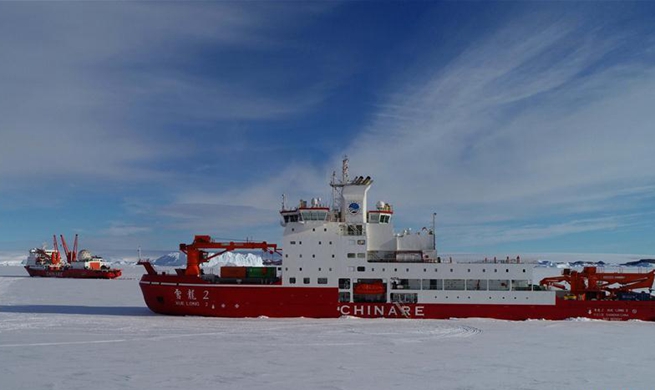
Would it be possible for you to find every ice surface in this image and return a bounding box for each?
[1,266,654,390]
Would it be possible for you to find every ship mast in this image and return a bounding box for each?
[432,212,437,256]
[330,156,349,217]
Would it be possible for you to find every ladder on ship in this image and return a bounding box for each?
[393,301,411,319]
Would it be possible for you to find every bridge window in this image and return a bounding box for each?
[283,214,299,223]
[422,279,442,290]
[380,215,391,224]
[466,279,488,291]
[392,279,421,290]
[511,280,531,291]
[444,279,465,290]
[489,279,510,291]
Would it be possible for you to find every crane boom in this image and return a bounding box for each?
[540,266,655,299]
[180,235,280,277]
[72,234,78,262]
[60,234,71,263]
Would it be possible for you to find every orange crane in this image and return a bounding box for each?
[180,235,280,277]
[51,235,62,265]
[540,266,655,299]
[59,234,79,263]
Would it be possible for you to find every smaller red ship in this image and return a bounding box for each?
[25,234,121,279]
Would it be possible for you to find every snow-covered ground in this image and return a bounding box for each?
[1,266,654,390]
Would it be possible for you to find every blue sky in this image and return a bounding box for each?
[2,2,655,256]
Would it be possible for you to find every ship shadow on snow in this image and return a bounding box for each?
[0,305,154,316]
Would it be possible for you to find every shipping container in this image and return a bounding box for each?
[220,266,247,278]
[246,267,276,278]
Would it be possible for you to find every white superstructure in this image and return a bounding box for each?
[279,158,555,307]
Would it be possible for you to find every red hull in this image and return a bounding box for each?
[25,266,122,279]
[139,275,655,321]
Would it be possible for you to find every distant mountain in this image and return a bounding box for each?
[620,259,655,267]
[569,261,606,267]
[153,252,186,266]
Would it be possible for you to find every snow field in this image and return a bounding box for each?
[1,266,654,390]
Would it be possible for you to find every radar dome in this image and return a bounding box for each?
[376,201,386,210]
[78,249,93,261]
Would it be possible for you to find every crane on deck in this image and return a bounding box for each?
[540,266,655,300]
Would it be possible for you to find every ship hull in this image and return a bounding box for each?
[139,275,655,321]
[25,266,122,279]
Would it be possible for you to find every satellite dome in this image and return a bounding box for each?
[78,249,93,261]
[376,201,386,210]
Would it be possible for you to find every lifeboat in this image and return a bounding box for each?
[354,282,386,295]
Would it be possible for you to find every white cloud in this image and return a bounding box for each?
[341,15,655,230]
[193,10,655,249]
[0,3,333,187]
[104,224,152,237]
